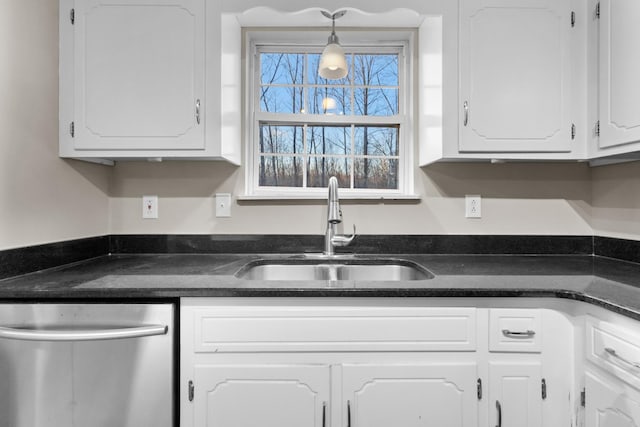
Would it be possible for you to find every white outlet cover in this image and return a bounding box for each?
[465,195,481,218]
[216,193,231,217]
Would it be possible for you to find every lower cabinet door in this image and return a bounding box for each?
[489,361,542,427]
[342,363,478,427]
[193,364,330,427]
[586,371,640,427]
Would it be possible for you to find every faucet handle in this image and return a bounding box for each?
[331,224,356,247]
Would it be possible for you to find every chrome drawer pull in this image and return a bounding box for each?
[195,99,201,124]
[495,400,502,427]
[502,329,535,338]
[0,324,168,342]
[604,347,640,369]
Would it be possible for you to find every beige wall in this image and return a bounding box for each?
[0,1,110,250]
[591,161,640,240]
[109,161,593,236]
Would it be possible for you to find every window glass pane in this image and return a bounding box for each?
[308,53,351,86]
[260,53,304,85]
[307,157,350,188]
[354,126,399,156]
[354,158,398,189]
[260,86,304,114]
[308,86,350,115]
[259,125,303,154]
[353,54,399,86]
[354,88,398,116]
[307,126,351,155]
[259,156,303,187]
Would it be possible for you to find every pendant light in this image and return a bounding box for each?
[318,10,348,80]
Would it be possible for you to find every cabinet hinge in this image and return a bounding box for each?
[571,123,576,140]
[69,121,75,138]
[541,378,547,400]
[580,388,586,407]
[571,11,576,27]
[595,120,600,137]
[595,3,600,19]
[70,8,75,25]
[188,380,194,402]
[477,378,482,400]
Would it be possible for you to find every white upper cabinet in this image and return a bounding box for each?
[459,0,574,155]
[595,0,640,152]
[59,0,241,164]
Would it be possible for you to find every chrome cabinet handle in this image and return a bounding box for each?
[463,101,469,126]
[195,99,201,124]
[322,402,327,427]
[347,400,351,427]
[502,329,536,338]
[495,400,502,427]
[0,324,168,342]
[605,347,640,369]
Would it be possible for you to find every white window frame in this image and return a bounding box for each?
[243,29,415,200]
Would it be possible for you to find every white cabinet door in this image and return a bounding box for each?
[72,0,204,151]
[460,0,572,153]
[193,364,330,427]
[597,0,640,149]
[586,371,640,427]
[342,363,478,427]
[489,361,542,427]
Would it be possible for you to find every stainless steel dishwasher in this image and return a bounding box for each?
[0,303,173,427]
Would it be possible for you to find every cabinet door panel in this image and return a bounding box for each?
[343,363,478,427]
[460,0,571,152]
[194,365,329,427]
[598,0,640,149]
[73,0,204,150]
[586,372,640,427]
[489,361,542,427]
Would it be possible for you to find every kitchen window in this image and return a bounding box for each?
[245,35,414,199]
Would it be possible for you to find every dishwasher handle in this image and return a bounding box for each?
[0,324,168,342]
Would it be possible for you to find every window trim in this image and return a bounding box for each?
[244,29,415,199]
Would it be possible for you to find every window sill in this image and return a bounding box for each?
[237,194,421,202]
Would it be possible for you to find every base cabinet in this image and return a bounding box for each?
[342,364,478,427]
[181,301,574,427]
[193,365,330,427]
[585,372,640,427]
[489,361,543,427]
[192,363,478,427]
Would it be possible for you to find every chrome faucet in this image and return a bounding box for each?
[324,176,356,255]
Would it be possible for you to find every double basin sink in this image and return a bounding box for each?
[235,257,433,282]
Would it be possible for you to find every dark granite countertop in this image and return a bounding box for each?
[1,253,640,320]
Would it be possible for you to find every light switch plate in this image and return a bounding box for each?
[215,193,231,217]
[142,195,158,219]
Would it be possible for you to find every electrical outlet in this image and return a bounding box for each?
[465,195,481,218]
[215,193,231,217]
[142,195,158,219]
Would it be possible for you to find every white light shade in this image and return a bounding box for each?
[318,42,348,80]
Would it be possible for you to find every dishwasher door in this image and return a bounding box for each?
[0,303,173,427]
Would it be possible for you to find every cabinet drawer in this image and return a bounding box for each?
[489,309,542,353]
[188,306,477,353]
[586,316,640,388]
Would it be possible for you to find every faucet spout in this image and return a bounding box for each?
[324,176,356,256]
[327,176,341,224]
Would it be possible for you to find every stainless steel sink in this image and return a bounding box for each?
[235,258,433,281]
